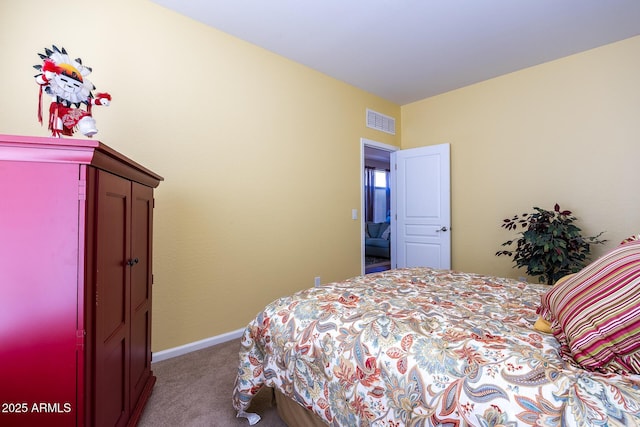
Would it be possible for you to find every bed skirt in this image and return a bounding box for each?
[274,389,328,427]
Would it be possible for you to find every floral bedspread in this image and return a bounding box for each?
[233,268,640,426]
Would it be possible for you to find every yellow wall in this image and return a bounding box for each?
[0,0,400,351]
[402,36,640,281]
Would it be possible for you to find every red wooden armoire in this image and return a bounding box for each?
[0,134,163,427]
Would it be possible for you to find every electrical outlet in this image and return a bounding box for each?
[314,276,321,287]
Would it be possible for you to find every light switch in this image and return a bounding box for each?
[352,209,358,220]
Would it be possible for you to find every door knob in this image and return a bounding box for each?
[127,258,139,266]
[436,226,448,232]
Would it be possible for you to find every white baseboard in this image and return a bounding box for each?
[151,328,245,363]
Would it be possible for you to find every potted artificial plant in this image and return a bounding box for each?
[496,203,605,285]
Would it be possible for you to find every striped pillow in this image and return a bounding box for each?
[538,240,640,374]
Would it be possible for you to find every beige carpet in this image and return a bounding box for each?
[138,339,287,427]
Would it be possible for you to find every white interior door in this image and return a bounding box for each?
[391,144,451,269]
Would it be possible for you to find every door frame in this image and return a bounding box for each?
[360,138,398,274]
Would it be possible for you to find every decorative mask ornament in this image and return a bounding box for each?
[34,45,111,137]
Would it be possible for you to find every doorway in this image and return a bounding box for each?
[361,139,398,274]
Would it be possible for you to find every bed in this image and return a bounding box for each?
[233,244,640,426]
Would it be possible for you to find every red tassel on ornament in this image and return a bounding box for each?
[37,85,43,124]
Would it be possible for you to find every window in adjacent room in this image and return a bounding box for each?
[365,167,390,223]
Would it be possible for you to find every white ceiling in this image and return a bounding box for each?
[151,0,640,105]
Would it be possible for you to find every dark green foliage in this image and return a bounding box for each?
[496,204,605,285]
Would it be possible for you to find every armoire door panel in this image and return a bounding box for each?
[94,170,131,427]
[129,182,154,407]
[96,337,127,427]
[130,310,150,396]
[99,186,129,335]
[131,190,151,310]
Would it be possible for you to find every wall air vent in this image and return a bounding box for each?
[366,109,396,135]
